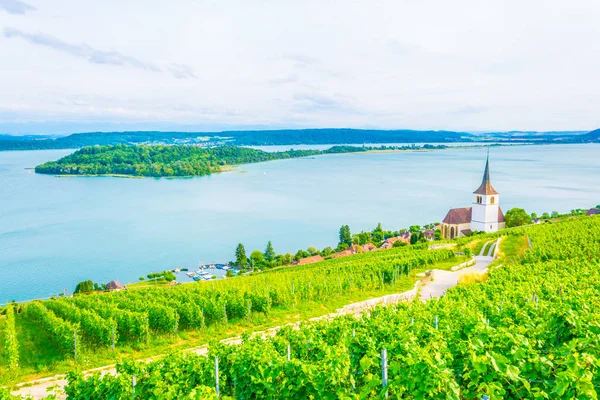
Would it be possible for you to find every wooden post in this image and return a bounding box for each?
[287,344,291,361]
[132,374,136,393]
[434,315,438,329]
[215,356,220,397]
[111,324,115,351]
[381,349,388,398]
[73,329,78,360]
[410,316,414,325]
[247,300,251,321]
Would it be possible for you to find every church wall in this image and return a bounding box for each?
[471,194,501,233]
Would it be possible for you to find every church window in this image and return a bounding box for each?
[490,196,495,205]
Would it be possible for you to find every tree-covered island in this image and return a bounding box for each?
[34,144,446,177]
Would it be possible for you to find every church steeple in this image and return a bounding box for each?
[473,149,498,195]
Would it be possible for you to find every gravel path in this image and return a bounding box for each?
[419,255,493,301]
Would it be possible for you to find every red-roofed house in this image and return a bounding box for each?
[587,208,600,216]
[362,243,377,252]
[296,255,324,265]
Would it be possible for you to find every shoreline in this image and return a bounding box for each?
[32,142,530,179]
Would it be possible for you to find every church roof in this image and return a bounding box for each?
[498,207,505,222]
[443,207,472,225]
[587,208,600,216]
[443,207,505,225]
[473,151,499,195]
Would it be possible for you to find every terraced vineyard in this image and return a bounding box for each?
[59,216,600,399]
[0,243,459,386]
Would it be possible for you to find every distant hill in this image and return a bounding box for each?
[1,128,598,151]
[580,128,600,142]
[0,129,474,151]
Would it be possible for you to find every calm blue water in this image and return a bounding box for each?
[1,144,599,302]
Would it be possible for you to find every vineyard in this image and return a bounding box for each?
[56,216,600,399]
[0,243,460,387]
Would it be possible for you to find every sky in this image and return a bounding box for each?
[1,0,599,135]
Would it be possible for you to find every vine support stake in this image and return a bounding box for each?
[132,374,136,393]
[434,315,439,329]
[215,356,220,398]
[111,324,115,351]
[381,348,388,398]
[287,344,291,361]
[73,329,78,360]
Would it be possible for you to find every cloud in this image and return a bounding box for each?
[292,93,360,114]
[282,54,320,68]
[0,0,35,15]
[450,106,489,115]
[3,27,195,79]
[268,75,299,85]
[387,40,419,55]
[167,64,197,80]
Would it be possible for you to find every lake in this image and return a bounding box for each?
[1,144,599,302]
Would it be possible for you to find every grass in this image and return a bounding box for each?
[458,272,488,285]
[496,234,529,264]
[471,239,488,256]
[125,278,172,289]
[1,254,468,387]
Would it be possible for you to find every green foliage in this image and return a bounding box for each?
[235,243,247,267]
[3,305,19,370]
[264,241,276,263]
[25,302,79,358]
[505,208,533,228]
[63,217,600,398]
[339,225,352,247]
[250,250,265,267]
[44,300,117,347]
[320,247,332,257]
[73,280,95,294]
[392,240,407,248]
[35,144,366,177]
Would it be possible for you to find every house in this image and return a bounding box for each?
[423,229,435,240]
[362,243,377,252]
[332,248,356,258]
[440,151,506,239]
[296,255,324,265]
[107,280,125,291]
[398,231,411,241]
[586,208,600,216]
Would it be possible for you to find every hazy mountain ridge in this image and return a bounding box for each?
[0,128,597,151]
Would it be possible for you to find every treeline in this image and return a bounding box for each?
[34,144,453,177]
[231,222,440,271]
[34,145,343,177]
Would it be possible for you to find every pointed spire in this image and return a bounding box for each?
[481,148,491,186]
[474,148,498,195]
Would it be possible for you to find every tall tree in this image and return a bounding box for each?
[505,208,533,228]
[250,250,264,267]
[372,223,384,242]
[264,240,276,262]
[235,243,247,266]
[339,225,352,247]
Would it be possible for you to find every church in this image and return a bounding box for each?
[441,152,506,239]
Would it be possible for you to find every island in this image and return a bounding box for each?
[34,144,450,177]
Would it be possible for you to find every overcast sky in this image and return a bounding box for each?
[1,0,599,134]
